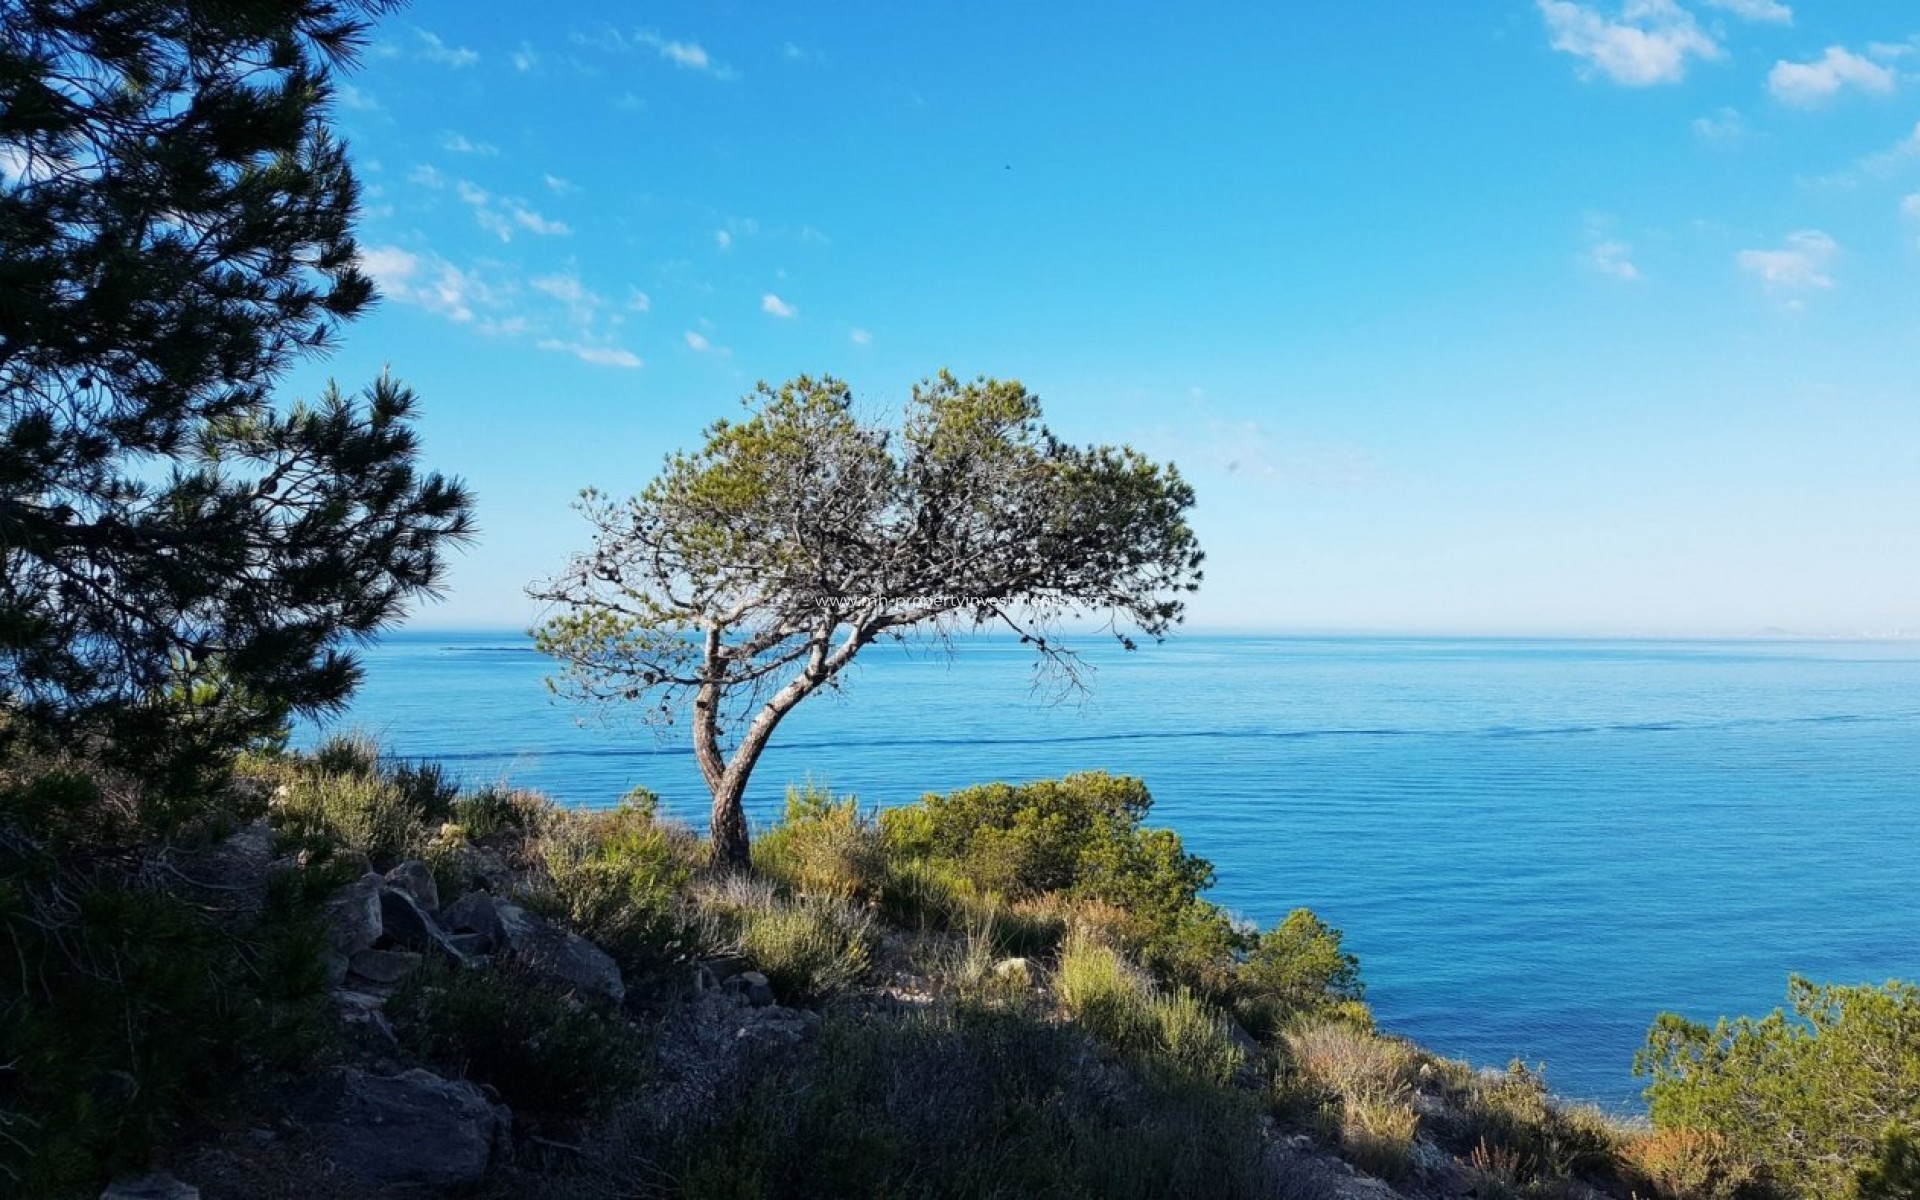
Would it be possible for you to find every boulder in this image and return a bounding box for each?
[320,873,384,958]
[493,900,625,1007]
[291,1067,509,1192]
[384,860,440,912]
[100,1173,199,1200]
[442,891,505,945]
[378,887,470,961]
[347,948,423,985]
[728,970,775,1007]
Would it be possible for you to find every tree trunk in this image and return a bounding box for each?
[707,771,752,871]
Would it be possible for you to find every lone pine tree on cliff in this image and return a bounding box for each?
[533,372,1204,869]
[0,0,472,786]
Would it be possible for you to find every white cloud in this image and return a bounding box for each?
[1589,239,1643,281]
[1768,47,1897,107]
[1537,0,1720,86]
[1700,0,1791,23]
[509,204,570,237]
[416,29,478,67]
[1737,229,1838,294]
[627,289,652,313]
[337,84,380,112]
[761,293,797,318]
[1903,193,1920,244]
[849,327,873,346]
[537,339,642,369]
[1692,106,1746,141]
[577,27,736,79]
[685,331,712,352]
[408,164,447,189]
[715,230,732,251]
[544,173,576,193]
[359,245,490,323]
[532,273,588,305]
[441,133,498,156]
[511,43,538,72]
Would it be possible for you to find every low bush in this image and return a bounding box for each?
[527,790,699,972]
[1238,908,1366,1034]
[752,782,885,902]
[1278,1021,1421,1182]
[735,896,874,1003]
[388,957,647,1119]
[1621,1127,1762,1200]
[1056,934,1246,1086]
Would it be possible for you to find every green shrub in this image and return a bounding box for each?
[753,781,885,902]
[0,846,335,1196]
[388,958,647,1119]
[1056,934,1246,1086]
[272,768,422,865]
[1637,976,1920,1200]
[878,772,1240,992]
[449,784,546,840]
[1855,1127,1920,1200]
[735,896,874,1003]
[528,790,697,972]
[1239,908,1365,1031]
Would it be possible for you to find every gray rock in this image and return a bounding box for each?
[348,948,423,985]
[100,1173,200,1200]
[447,931,492,957]
[494,899,625,1007]
[992,957,1032,986]
[291,1067,510,1192]
[378,887,469,961]
[729,970,775,1007]
[320,873,384,958]
[442,891,505,942]
[703,953,751,983]
[385,860,440,912]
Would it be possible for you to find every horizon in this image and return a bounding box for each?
[277,1,1920,637]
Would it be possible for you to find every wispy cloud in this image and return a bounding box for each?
[1737,230,1838,299]
[1537,0,1720,86]
[1700,0,1791,24]
[538,340,642,368]
[544,173,577,194]
[575,27,737,79]
[715,230,732,251]
[415,28,478,67]
[1692,106,1746,141]
[1589,239,1642,281]
[337,83,381,112]
[511,42,538,72]
[849,327,873,346]
[761,293,798,318]
[684,330,713,352]
[441,133,498,156]
[360,245,492,323]
[627,289,652,313]
[1768,47,1897,107]
[1903,193,1920,244]
[452,180,572,242]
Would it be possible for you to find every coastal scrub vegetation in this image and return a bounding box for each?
[531,372,1204,869]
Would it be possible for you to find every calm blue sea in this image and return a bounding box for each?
[302,632,1920,1110]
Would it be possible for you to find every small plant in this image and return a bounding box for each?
[1056,933,1246,1085]
[272,768,421,865]
[735,896,874,1002]
[1621,1127,1761,1200]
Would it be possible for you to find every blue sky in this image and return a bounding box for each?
[294,1,1920,637]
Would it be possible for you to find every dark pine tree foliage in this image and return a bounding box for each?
[0,0,473,767]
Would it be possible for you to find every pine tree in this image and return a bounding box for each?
[1,0,473,775]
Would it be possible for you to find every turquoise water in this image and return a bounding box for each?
[306,633,1920,1109]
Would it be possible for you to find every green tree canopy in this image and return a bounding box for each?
[1,0,472,778]
[533,373,1203,868]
